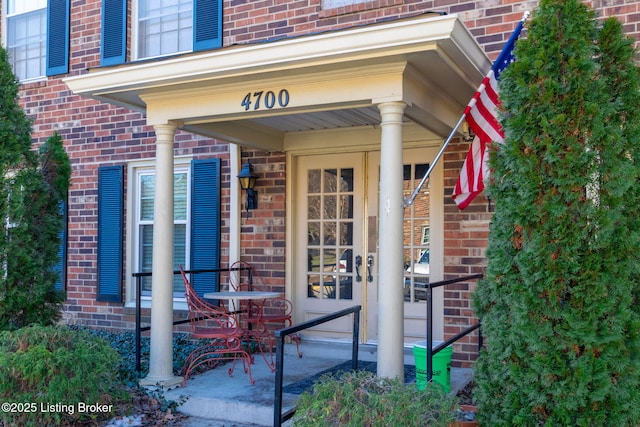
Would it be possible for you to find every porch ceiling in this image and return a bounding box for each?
[64,13,491,151]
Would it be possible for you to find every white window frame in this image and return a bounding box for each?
[3,0,47,82]
[125,157,192,309]
[132,0,194,61]
[322,0,370,9]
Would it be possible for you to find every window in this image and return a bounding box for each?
[135,166,190,299]
[6,0,47,81]
[111,158,221,305]
[102,0,223,65]
[322,0,369,8]
[136,0,193,59]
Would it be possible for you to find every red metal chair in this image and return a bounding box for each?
[229,261,302,371]
[179,265,254,385]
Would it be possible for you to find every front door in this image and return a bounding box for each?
[293,146,443,344]
[295,153,372,341]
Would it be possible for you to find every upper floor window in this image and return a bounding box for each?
[322,0,368,7]
[6,0,47,81]
[102,0,223,66]
[136,0,193,60]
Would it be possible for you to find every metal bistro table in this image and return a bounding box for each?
[205,290,282,369]
[204,291,281,300]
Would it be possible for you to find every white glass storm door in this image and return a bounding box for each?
[294,147,443,344]
[295,153,375,342]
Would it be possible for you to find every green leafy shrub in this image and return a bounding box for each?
[292,371,458,427]
[0,325,129,426]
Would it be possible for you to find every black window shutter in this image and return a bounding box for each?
[54,201,67,291]
[97,165,124,302]
[101,0,127,66]
[193,0,223,52]
[46,0,70,75]
[190,159,221,296]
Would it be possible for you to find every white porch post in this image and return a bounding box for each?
[376,101,406,379]
[140,123,183,387]
[229,144,242,265]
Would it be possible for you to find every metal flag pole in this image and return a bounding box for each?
[403,114,465,208]
[403,10,530,209]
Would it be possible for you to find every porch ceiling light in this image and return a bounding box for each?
[238,160,258,211]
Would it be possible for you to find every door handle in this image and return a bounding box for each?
[355,255,362,282]
[367,255,374,283]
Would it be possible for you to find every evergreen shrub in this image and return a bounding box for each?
[473,0,640,425]
[0,325,129,426]
[292,371,458,427]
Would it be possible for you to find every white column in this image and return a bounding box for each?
[140,123,183,388]
[229,144,242,265]
[376,102,406,379]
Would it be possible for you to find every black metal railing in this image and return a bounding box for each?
[132,266,253,373]
[272,305,361,427]
[424,273,483,382]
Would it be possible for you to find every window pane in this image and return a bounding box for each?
[140,175,154,220]
[7,9,46,81]
[173,224,186,294]
[138,168,190,297]
[140,224,153,292]
[138,0,193,59]
[174,173,187,220]
[8,0,46,15]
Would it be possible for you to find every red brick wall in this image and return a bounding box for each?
[8,1,640,363]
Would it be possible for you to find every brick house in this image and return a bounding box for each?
[2,0,638,384]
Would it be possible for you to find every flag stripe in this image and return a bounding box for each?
[452,17,526,209]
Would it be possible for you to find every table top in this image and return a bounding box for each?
[204,291,281,300]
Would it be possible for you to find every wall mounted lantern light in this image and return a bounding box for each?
[461,120,475,142]
[237,160,258,211]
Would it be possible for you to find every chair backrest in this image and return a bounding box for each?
[180,265,237,333]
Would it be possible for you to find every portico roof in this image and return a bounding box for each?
[64,13,490,151]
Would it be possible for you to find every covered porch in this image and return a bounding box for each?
[64,12,489,387]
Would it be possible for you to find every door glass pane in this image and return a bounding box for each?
[339,195,353,219]
[403,163,430,303]
[340,169,353,191]
[323,195,337,219]
[308,222,320,245]
[308,170,321,193]
[307,196,321,219]
[306,167,354,301]
[323,169,337,192]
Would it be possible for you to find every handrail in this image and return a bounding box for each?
[273,305,361,427]
[424,273,483,382]
[132,266,253,373]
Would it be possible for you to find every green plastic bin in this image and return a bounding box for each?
[413,341,452,392]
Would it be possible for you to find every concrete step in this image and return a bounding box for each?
[162,343,473,426]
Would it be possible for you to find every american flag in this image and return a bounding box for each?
[452,16,527,209]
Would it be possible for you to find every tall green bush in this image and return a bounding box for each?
[473,1,640,425]
[0,45,70,330]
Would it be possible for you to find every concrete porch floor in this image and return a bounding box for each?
[163,341,474,427]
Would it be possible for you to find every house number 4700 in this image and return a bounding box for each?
[241,89,290,111]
